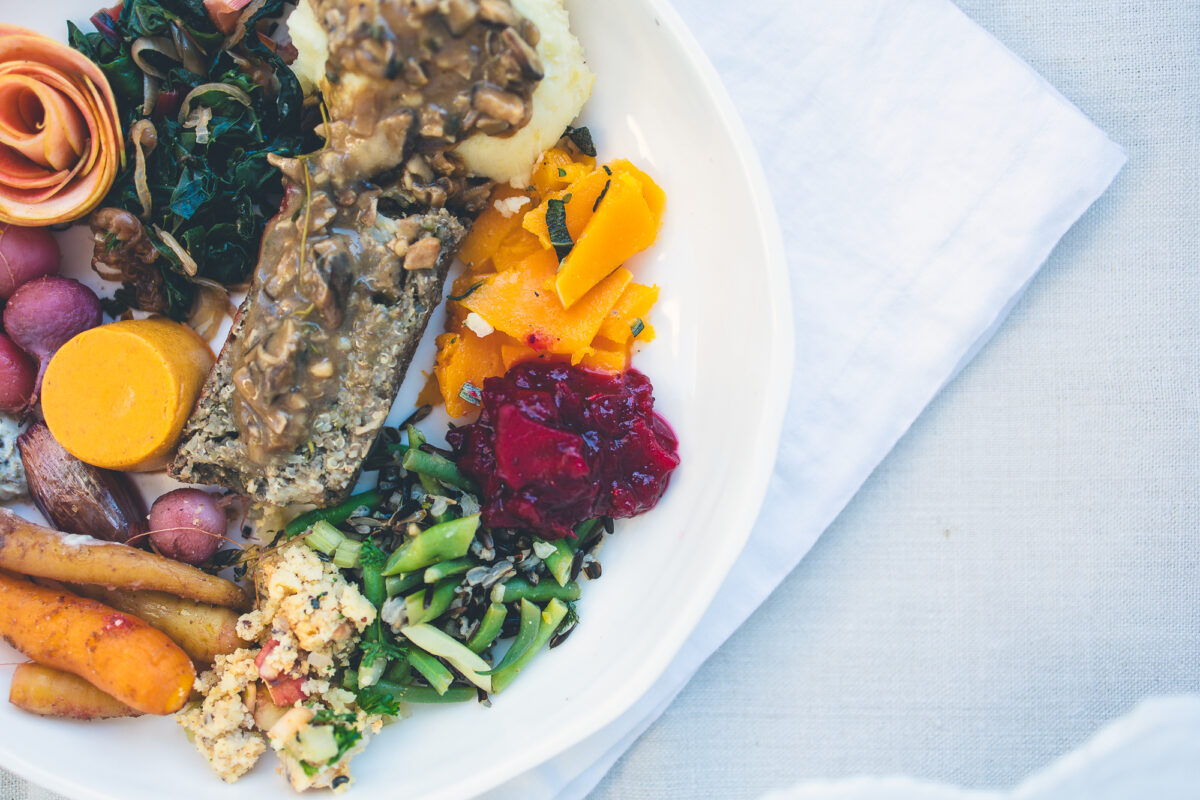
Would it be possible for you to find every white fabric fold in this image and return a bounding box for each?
[483,0,1125,797]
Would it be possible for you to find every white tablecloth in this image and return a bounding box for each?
[584,1,1200,797]
[3,1,1195,799]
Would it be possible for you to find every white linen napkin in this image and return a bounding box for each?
[757,695,1200,800]
[481,0,1126,797]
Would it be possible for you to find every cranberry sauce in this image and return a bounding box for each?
[446,362,680,538]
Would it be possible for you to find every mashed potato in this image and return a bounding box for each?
[288,0,592,183]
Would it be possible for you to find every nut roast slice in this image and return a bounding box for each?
[169,0,544,506]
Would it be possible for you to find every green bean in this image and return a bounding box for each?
[369,680,476,704]
[491,599,569,693]
[385,573,423,598]
[542,539,576,587]
[402,448,478,493]
[467,603,507,654]
[481,599,540,675]
[404,425,441,496]
[382,515,480,576]
[400,623,493,691]
[362,557,385,609]
[542,519,600,586]
[423,557,474,584]
[404,578,457,626]
[384,658,412,685]
[405,648,454,695]
[491,577,581,604]
[285,490,384,537]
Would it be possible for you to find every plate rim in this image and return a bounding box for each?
[0,0,795,796]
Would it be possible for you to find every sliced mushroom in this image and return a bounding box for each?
[478,0,519,27]
[443,0,480,35]
[471,85,527,127]
[498,26,544,80]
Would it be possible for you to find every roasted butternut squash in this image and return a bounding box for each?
[461,248,632,361]
[554,173,659,309]
[434,329,506,419]
[458,185,533,268]
[598,283,660,344]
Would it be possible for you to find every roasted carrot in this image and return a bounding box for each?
[0,570,195,714]
[71,585,241,665]
[9,662,140,720]
[0,508,248,609]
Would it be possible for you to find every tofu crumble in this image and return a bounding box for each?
[178,543,382,792]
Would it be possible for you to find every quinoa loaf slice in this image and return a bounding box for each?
[169,208,465,507]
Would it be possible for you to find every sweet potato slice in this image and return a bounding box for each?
[9,662,140,720]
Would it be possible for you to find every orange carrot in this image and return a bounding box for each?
[9,662,140,720]
[0,570,195,715]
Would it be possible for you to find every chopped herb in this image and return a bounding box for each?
[564,125,596,157]
[360,636,406,669]
[592,179,611,213]
[459,382,483,406]
[563,193,573,203]
[448,281,485,302]
[603,165,612,175]
[330,723,363,763]
[545,198,574,261]
[103,231,120,252]
[557,168,567,177]
[356,686,401,717]
[631,318,646,338]
[360,537,387,571]
[310,708,357,726]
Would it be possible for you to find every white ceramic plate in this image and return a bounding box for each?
[0,1,793,797]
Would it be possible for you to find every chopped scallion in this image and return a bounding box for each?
[306,521,346,555]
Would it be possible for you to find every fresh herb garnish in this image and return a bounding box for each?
[545,199,573,261]
[557,168,567,177]
[448,281,485,302]
[360,636,406,669]
[593,179,611,213]
[631,318,645,338]
[360,537,387,571]
[564,125,596,157]
[356,686,401,717]
[310,708,357,726]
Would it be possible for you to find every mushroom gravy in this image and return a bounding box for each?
[226,0,542,466]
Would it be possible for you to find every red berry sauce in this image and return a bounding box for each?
[446,362,680,539]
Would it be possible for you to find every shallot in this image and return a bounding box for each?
[17,422,147,544]
[148,488,226,565]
